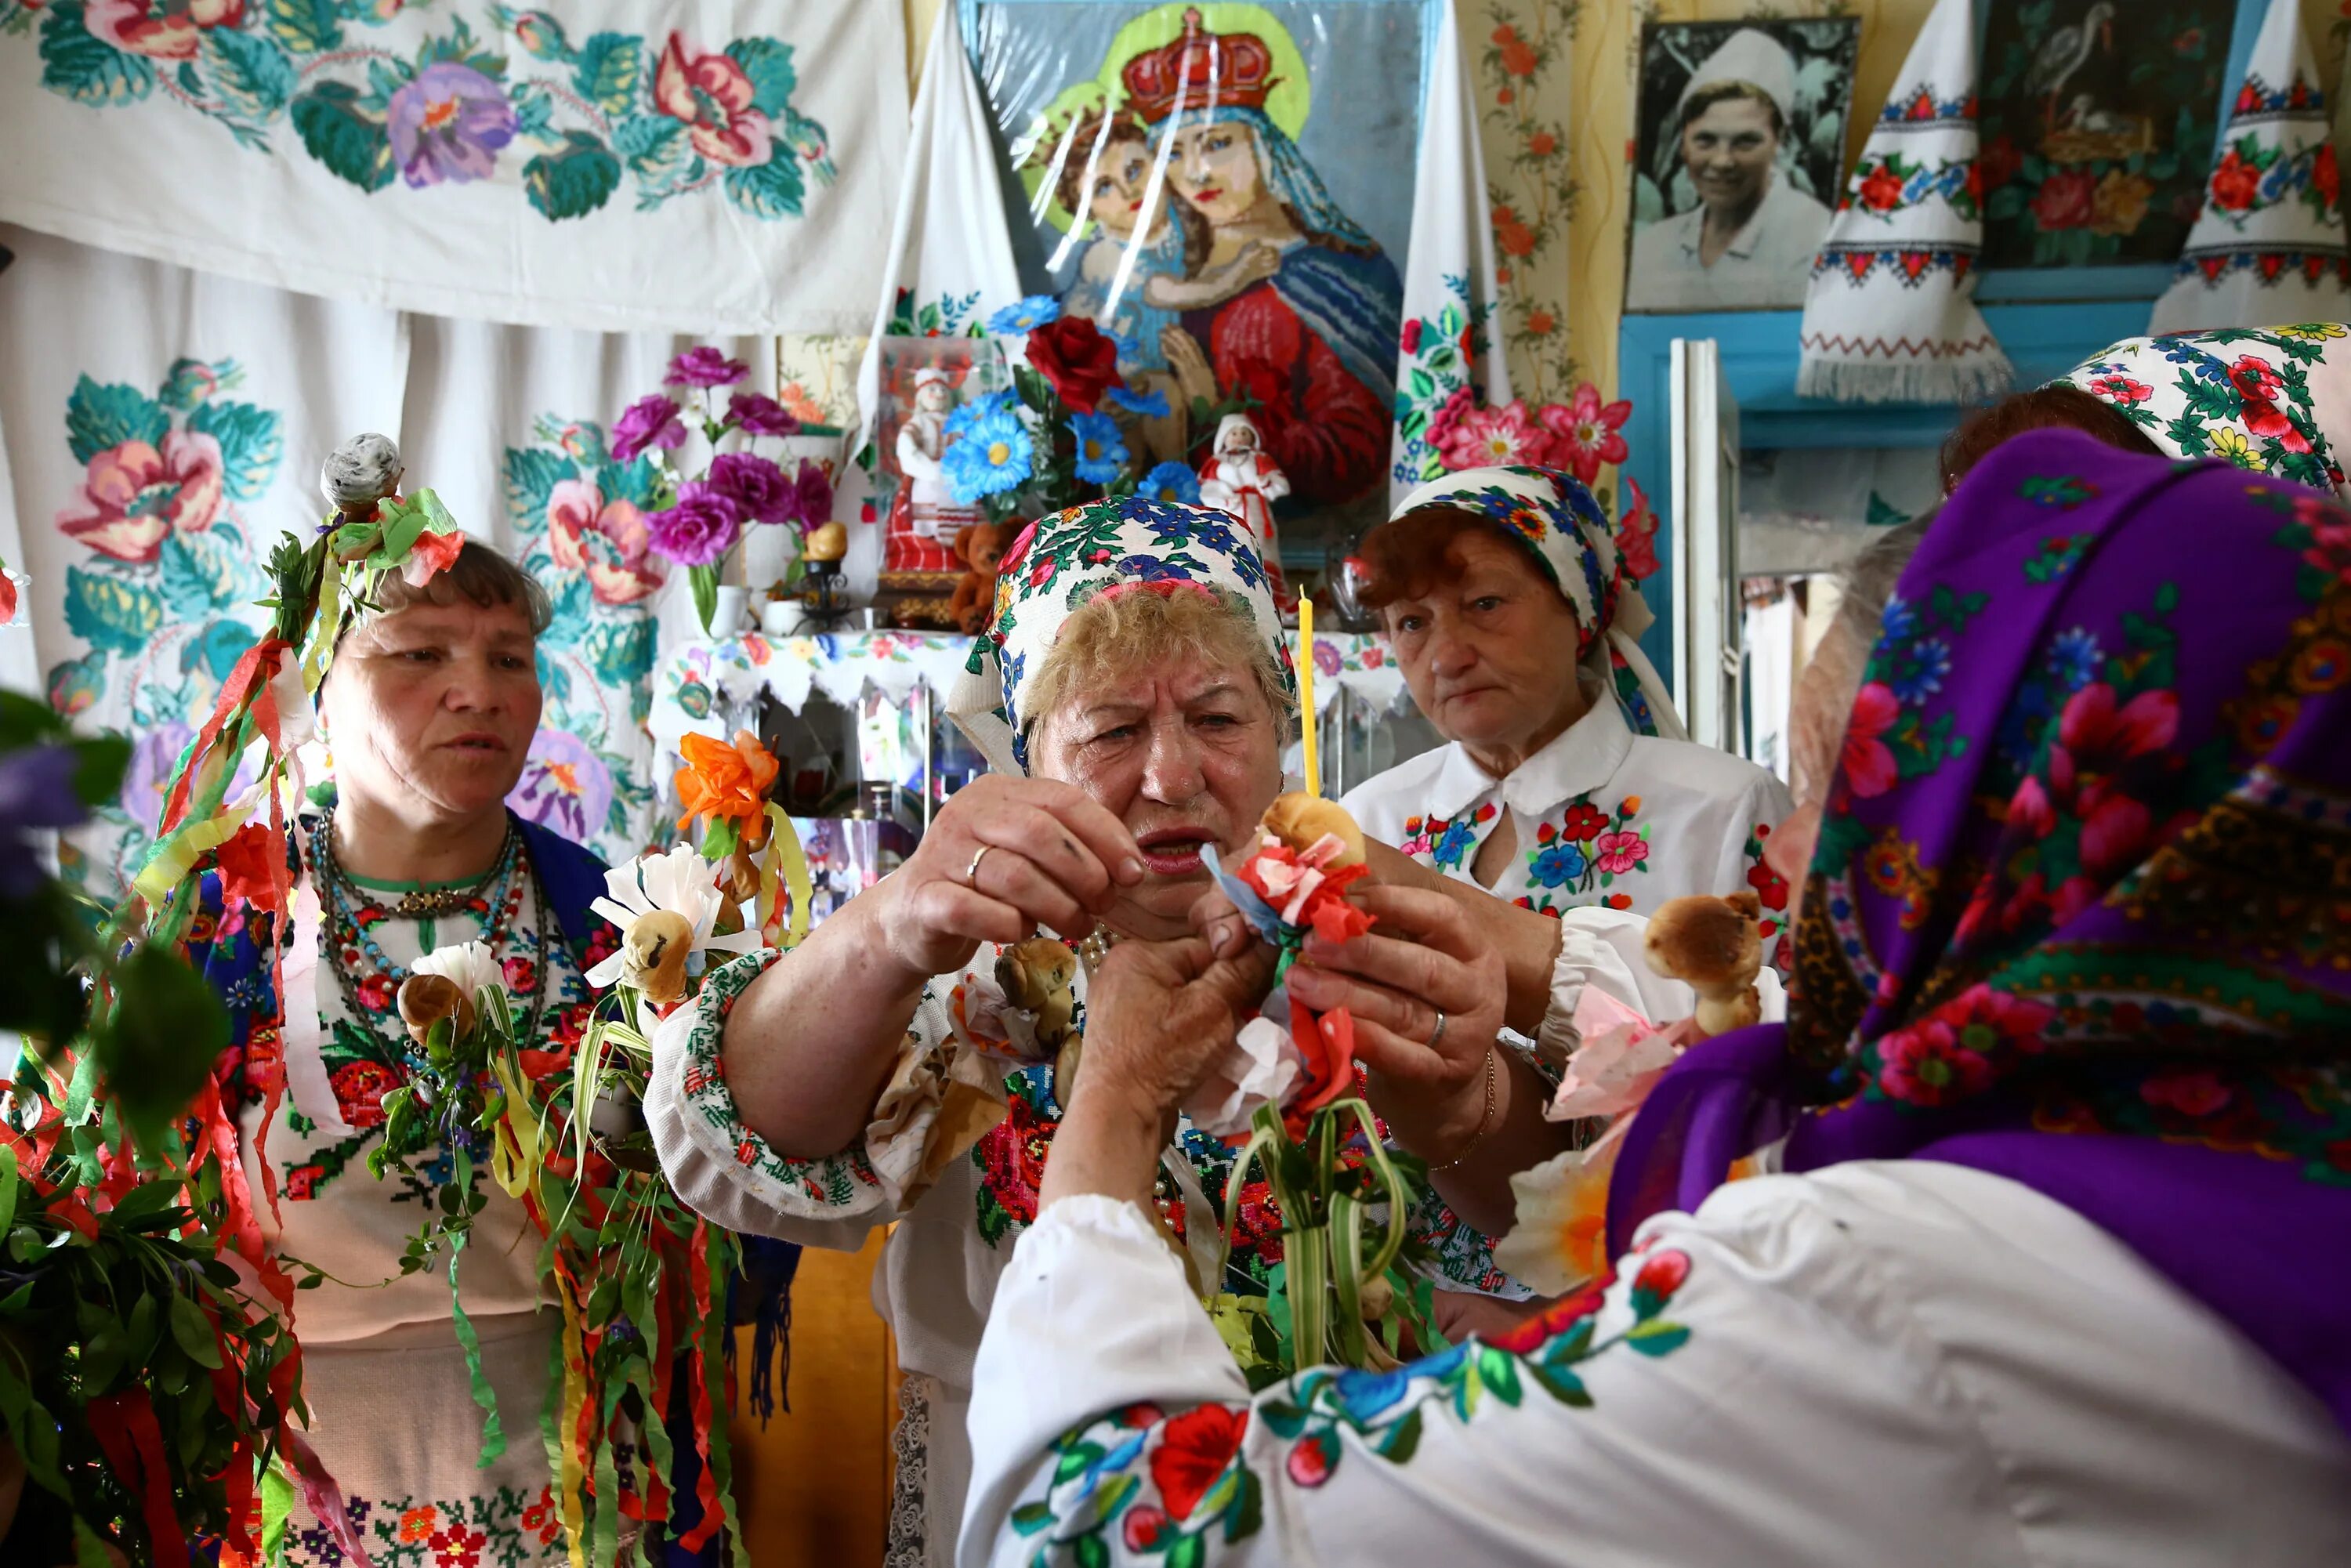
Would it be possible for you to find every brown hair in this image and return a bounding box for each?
[1679,81,1785,141]
[1939,386,2164,494]
[1355,505,1539,610]
[339,538,552,648]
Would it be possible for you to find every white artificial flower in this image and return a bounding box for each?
[1491,1122,1628,1297]
[411,940,505,1002]
[1181,1015,1304,1138]
[584,844,763,990]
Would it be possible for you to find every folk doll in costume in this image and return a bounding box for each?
[1197,414,1291,603]
[890,368,980,578]
[648,498,1668,1567]
[1342,466,1795,954]
[187,497,784,1563]
[956,431,2351,1566]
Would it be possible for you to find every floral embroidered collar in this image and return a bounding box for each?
[1418,684,1636,822]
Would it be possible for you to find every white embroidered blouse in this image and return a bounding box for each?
[1342,694,1795,958]
[960,1163,2351,1566]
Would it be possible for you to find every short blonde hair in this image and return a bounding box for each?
[1021,585,1295,746]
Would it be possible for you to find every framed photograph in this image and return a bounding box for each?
[966,0,1432,568]
[871,335,1016,621]
[1625,18,1861,313]
[1980,1,2235,268]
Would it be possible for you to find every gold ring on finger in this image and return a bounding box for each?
[964,843,994,889]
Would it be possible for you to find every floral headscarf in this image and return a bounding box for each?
[2059,323,2351,499]
[947,497,1295,775]
[1388,465,1686,741]
[1609,429,2351,1432]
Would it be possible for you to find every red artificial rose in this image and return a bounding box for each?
[2028,169,2096,230]
[1150,1404,1248,1519]
[1024,316,1121,413]
[214,823,283,913]
[2209,150,2262,213]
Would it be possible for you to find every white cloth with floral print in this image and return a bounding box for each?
[959,1164,2351,1567]
[1342,690,1795,947]
[647,922,1687,1568]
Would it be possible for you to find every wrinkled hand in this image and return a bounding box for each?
[1080,936,1278,1123]
[1284,884,1508,1164]
[878,774,1145,980]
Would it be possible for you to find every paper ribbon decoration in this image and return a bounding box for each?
[1797,0,2012,403]
[2150,0,2351,333]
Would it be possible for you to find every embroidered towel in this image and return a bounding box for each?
[1797,0,2011,404]
[2150,0,2351,334]
[1390,0,1512,502]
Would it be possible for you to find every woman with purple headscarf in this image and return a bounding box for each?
[956,430,2351,1565]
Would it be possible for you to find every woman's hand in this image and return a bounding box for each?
[878,774,1147,980]
[1282,884,1508,1165]
[1041,937,1276,1212]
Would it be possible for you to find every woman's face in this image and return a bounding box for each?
[1031,652,1284,938]
[1165,120,1264,226]
[1086,139,1160,242]
[321,596,542,828]
[1380,529,1585,756]
[1680,96,1780,215]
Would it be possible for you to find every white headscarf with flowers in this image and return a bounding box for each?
[945,497,1297,776]
[1389,465,1686,741]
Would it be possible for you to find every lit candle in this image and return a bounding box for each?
[1298,598,1318,798]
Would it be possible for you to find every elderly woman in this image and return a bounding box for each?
[648,498,1647,1567]
[176,541,616,1563]
[1626,27,1831,312]
[1343,465,1792,944]
[958,431,2351,1564]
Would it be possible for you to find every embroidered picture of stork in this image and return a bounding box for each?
[1980,0,2235,268]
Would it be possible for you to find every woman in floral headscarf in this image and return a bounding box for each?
[647,498,1628,1568]
[952,431,2351,1566]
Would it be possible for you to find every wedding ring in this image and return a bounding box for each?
[1429,1008,1448,1048]
[963,844,994,889]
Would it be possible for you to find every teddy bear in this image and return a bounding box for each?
[1640,890,1765,1037]
[949,520,1014,635]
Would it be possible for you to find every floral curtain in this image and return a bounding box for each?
[0,1,907,335]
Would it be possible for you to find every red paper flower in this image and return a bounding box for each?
[1150,1404,1248,1519]
[1536,383,1632,484]
[1026,317,1121,413]
[213,823,282,913]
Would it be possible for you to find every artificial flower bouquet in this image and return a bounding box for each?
[1194,794,1444,1385]
[612,346,835,633]
[944,297,1253,525]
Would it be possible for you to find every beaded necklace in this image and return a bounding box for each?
[312,813,552,1062]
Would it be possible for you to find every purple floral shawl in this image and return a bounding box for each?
[1609,429,2351,1432]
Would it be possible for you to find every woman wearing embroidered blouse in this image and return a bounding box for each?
[647,498,1660,1568]
[960,433,2351,1564]
[1341,465,1794,944]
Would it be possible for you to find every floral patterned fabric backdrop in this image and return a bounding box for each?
[0,223,410,895]
[0,0,907,335]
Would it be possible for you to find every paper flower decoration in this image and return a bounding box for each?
[943,410,1035,503]
[674,729,779,837]
[411,939,505,1003]
[1491,1134,1623,1298]
[585,845,765,1003]
[1068,411,1128,485]
[1138,461,1202,505]
[988,295,1063,335]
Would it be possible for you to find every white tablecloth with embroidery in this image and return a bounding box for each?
[649,628,1409,754]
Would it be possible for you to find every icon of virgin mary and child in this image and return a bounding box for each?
[1034,7,1403,514]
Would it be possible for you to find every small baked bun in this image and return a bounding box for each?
[1260,793,1366,870]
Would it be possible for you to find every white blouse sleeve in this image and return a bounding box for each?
[647,948,997,1253]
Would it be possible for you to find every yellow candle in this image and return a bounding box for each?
[1298,599,1319,798]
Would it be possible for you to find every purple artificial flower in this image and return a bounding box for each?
[387,63,518,189]
[0,744,88,900]
[610,395,687,464]
[665,347,750,389]
[726,390,800,437]
[645,481,746,567]
[792,458,834,527]
[707,451,795,525]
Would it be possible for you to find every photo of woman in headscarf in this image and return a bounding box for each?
[1627,21,1856,313]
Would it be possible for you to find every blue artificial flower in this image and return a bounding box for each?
[2046,627,2103,692]
[987,295,1063,336]
[1067,411,1129,485]
[1889,637,1951,704]
[1105,384,1171,418]
[1137,460,1201,505]
[941,411,1034,505]
[944,389,1016,440]
[1529,840,1588,889]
